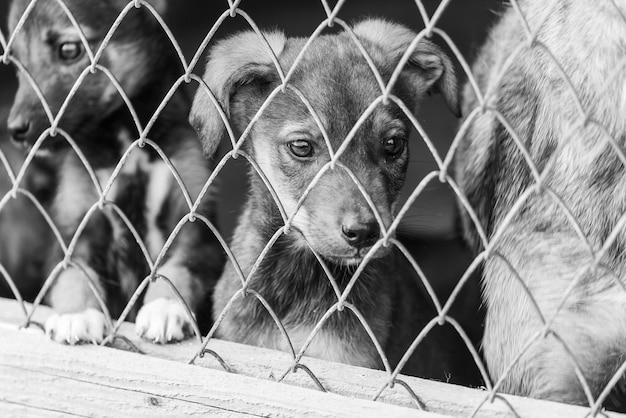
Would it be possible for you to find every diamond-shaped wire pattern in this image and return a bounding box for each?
[1,0,625,416]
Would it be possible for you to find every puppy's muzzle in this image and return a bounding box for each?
[8,115,32,147]
[341,219,380,250]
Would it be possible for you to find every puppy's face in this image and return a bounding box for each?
[6,0,165,155]
[231,37,416,263]
[191,20,459,264]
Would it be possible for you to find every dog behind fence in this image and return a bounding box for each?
[2,0,626,416]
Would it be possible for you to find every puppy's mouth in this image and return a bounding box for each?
[12,138,66,158]
[29,145,56,158]
[323,246,390,266]
[324,254,364,266]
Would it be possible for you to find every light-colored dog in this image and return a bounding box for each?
[190,19,481,384]
[455,0,626,406]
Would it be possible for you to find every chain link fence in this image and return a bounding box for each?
[0,0,624,416]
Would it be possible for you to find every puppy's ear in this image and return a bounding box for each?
[190,31,286,157]
[353,19,461,117]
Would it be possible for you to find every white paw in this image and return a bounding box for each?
[45,309,107,345]
[135,298,194,344]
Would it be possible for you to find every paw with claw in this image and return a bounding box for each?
[135,298,194,343]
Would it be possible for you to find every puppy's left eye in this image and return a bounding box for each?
[382,137,406,160]
[288,139,314,158]
[58,42,84,62]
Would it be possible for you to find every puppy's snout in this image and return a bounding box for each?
[8,116,31,144]
[341,220,379,249]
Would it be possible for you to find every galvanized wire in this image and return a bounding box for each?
[0,0,624,416]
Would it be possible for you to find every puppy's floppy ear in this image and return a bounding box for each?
[353,19,461,117]
[190,31,286,157]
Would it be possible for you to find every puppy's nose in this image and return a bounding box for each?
[341,221,380,249]
[8,117,31,143]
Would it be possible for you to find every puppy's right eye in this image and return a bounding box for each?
[288,140,314,158]
[382,136,406,160]
[58,42,84,62]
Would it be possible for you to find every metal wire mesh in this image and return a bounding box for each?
[1,0,624,416]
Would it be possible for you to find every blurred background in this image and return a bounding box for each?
[0,0,502,239]
[0,0,502,313]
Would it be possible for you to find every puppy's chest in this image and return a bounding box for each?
[252,324,380,369]
[96,146,172,260]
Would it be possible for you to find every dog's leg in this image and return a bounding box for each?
[135,150,221,343]
[484,231,626,404]
[135,233,219,343]
[44,227,110,344]
[135,262,197,343]
[44,157,112,344]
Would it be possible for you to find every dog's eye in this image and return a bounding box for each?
[383,137,406,160]
[288,140,314,158]
[58,42,84,62]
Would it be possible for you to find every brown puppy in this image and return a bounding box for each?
[455,0,626,407]
[191,19,479,383]
[6,0,223,344]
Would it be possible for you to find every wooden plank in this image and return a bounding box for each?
[0,399,71,418]
[1,297,623,418]
[0,363,234,417]
[0,326,440,418]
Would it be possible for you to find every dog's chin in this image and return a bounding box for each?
[30,146,56,158]
[319,246,391,267]
[323,255,364,267]
[13,139,66,159]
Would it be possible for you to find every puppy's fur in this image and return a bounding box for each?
[455,0,626,405]
[191,19,479,383]
[0,110,56,301]
[7,0,222,344]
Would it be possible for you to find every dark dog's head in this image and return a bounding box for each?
[191,19,459,264]
[6,0,167,155]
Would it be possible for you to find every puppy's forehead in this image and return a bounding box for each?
[283,35,383,104]
[8,0,124,36]
[276,35,389,141]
